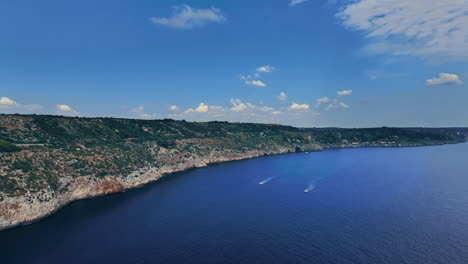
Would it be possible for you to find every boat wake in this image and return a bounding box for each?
[258,177,273,185]
[304,184,316,193]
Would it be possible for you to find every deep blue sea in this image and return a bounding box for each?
[2,143,468,264]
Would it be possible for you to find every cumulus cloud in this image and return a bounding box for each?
[315,97,330,107]
[256,65,275,73]
[169,105,179,111]
[230,98,273,113]
[194,103,209,113]
[230,98,248,112]
[179,103,227,119]
[56,104,78,114]
[426,73,463,86]
[337,90,353,96]
[184,103,210,114]
[290,0,308,7]
[240,73,261,80]
[150,5,226,29]
[339,102,350,109]
[245,80,267,87]
[324,100,350,111]
[171,99,320,125]
[0,97,19,109]
[277,92,287,101]
[240,66,274,87]
[289,103,310,111]
[338,0,468,61]
[0,97,44,113]
[129,106,158,119]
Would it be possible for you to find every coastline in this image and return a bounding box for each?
[1,140,463,232]
[0,148,292,231]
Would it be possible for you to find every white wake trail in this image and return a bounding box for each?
[258,177,273,185]
[304,184,316,193]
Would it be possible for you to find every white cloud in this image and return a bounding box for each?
[258,106,274,112]
[130,106,145,113]
[338,0,468,61]
[0,97,17,106]
[324,100,350,111]
[150,5,226,29]
[181,103,226,119]
[209,105,224,111]
[315,97,350,110]
[339,102,350,109]
[324,104,335,111]
[230,98,248,112]
[426,73,463,86]
[241,66,273,87]
[169,105,179,111]
[240,73,261,80]
[56,104,78,114]
[194,103,209,113]
[230,98,273,113]
[184,103,209,114]
[337,90,353,96]
[171,99,321,126]
[130,106,159,119]
[277,92,287,101]
[129,105,159,119]
[245,80,267,87]
[315,97,330,107]
[256,65,275,73]
[289,103,310,110]
[290,0,308,7]
[0,97,44,112]
[0,97,19,109]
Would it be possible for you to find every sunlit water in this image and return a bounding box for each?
[2,143,468,263]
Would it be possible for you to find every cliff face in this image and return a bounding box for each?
[0,115,465,231]
[0,145,302,230]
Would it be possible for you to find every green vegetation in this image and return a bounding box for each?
[304,127,461,146]
[0,178,18,194]
[96,171,108,178]
[0,140,21,152]
[12,161,33,172]
[0,114,466,197]
[4,115,463,150]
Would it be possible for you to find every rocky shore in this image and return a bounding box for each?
[0,146,303,231]
[0,141,452,231]
[1,114,466,231]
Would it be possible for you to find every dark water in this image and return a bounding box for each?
[2,143,468,264]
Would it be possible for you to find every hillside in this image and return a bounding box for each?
[0,114,467,230]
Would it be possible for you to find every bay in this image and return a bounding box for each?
[1,143,468,263]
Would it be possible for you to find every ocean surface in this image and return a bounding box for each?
[1,143,468,264]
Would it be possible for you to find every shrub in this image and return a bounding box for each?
[0,140,21,152]
[12,161,33,172]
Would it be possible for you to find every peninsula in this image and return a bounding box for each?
[1,114,467,231]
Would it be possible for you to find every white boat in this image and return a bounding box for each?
[258,177,273,185]
[304,184,315,193]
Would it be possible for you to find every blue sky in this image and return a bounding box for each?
[1,0,467,127]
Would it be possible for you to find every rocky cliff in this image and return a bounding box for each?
[0,114,465,230]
